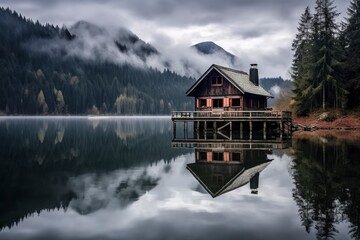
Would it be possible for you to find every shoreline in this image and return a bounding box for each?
[293,130,360,140]
[0,115,171,120]
[293,115,360,131]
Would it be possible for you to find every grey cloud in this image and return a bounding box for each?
[3,0,348,27]
[4,0,352,22]
[1,0,351,78]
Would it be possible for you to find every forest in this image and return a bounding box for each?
[0,7,194,115]
[292,0,360,116]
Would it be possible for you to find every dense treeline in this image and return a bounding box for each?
[260,77,293,92]
[0,7,194,115]
[292,0,360,116]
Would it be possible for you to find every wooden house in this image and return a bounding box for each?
[186,64,273,111]
[171,63,292,141]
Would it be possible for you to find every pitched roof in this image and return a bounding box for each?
[187,160,271,198]
[186,64,273,98]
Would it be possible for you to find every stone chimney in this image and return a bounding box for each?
[249,64,259,86]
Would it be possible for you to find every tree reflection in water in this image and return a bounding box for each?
[291,134,360,239]
[0,118,188,230]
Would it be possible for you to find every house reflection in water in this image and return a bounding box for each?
[172,128,290,197]
[186,144,272,197]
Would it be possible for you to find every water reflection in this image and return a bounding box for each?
[173,130,290,198]
[0,117,188,231]
[291,133,360,240]
[187,146,272,197]
[1,118,360,240]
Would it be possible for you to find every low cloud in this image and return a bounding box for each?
[2,0,351,78]
[270,85,281,96]
[27,21,244,78]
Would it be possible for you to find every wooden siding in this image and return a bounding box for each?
[192,69,242,97]
[195,150,245,163]
[190,68,268,111]
[244,94,267,110]
[196,96,244,111]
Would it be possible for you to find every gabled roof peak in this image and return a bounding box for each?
[186,64,273,98]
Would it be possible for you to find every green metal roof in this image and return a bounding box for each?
[186,64,273,98]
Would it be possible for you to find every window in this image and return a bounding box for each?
[213,152,224,161]
[213,99,223,108]
[211,76,223,86]
[232,98,241,107]
[199,152,207,161]
[232,152,241,162]
[199,99,207,108]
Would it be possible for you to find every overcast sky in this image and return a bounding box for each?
[1,0,351,78]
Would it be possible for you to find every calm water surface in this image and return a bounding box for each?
[0,117,359,240]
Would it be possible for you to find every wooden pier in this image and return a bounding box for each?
[171,110,292,141]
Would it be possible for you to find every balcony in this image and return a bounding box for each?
[171,110,292,121]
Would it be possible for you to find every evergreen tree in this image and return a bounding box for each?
[292,1,347,116]
[342,0,360,109]
[312,0,344,110]
[291,6,314,115]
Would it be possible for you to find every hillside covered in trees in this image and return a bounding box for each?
[0,7,194,115]
[292,0,360,116]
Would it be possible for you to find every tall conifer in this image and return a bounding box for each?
[292,7,314,115]
[343,0,360,109]
[312,0,344,110]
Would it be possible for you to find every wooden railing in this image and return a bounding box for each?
[171,141,289,150]
[171,111,292,120]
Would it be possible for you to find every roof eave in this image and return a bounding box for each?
[186,64,217,96]
[187,64,248,96]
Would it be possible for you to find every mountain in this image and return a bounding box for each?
[0,7,291,115]
[0,7,194,115]
[114,26,159,60]
[192,41,241,68]
[69,21,159,61]
[193,41,235,58]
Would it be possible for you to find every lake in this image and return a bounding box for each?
[0,117,359,240]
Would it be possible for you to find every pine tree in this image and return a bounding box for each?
[312,0,344,110]
[292,7,315,115]
[343,0,360,109]
[292,6,313,81]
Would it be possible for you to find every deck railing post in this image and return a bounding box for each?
[204,121,207,140]
[263,122,267,140]
[250,121,253,140]
[173,122,176,139]
[240,122,243,139]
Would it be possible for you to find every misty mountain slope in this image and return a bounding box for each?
[69,21,159,62]
[0,7,194,115]
[26,19,159,66]
[193,41,235,58]
[114,26,159,60]
[192,41,242,69]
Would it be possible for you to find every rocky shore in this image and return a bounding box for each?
[293,112,360,131]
